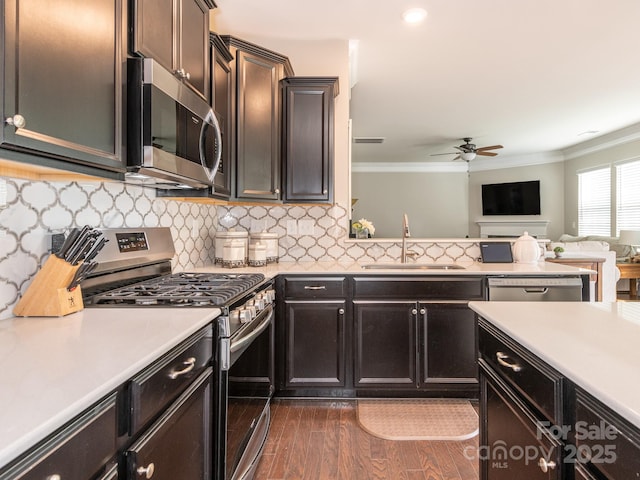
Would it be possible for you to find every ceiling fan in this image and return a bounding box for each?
[431,137,503,162]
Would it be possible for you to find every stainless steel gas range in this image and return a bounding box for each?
[80,227,274,480]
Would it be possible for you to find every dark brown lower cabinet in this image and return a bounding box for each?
[574,387,640,479]
[421,303,478,386]
[480,363,562,479]
[125,368,212,480]
[354,301,417,388]
[353,299,478,395]
[282,300,347,392]
[0,394,118,480]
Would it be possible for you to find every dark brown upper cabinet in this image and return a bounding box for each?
[209,33,233,198]
[222,36,294,201]
[1,0,126,178]
[132,0,215,102]
[282,77,338,204]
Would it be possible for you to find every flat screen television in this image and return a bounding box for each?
[481,180,541,215]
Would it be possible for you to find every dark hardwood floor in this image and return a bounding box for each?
[254,399,480,480]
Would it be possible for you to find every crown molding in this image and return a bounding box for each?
[351,162,468,173]
[562,122,640,160]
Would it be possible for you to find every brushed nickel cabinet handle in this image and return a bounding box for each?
[537,457,556,473]
[5,114,26,128]
[304,285,326,290]
[338,308,345,315]
[168,357,196,379]
[137,462,155,478]
[496,351,522,372]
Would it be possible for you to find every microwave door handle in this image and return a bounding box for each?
[200,110,222,181]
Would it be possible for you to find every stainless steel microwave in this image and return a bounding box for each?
[126,58,221,189]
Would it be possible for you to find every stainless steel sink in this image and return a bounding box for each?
[362,263,466,270]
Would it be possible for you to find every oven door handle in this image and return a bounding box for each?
[230,305,273,354]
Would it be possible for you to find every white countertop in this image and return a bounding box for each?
[189,259,593,277]
[0,307,220,468]
[469,301,640,430]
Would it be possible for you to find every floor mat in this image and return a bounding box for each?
[357,399,479,441]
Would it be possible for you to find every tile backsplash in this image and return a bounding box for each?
[0,176,480,319]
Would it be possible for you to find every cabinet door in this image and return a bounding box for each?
[234,49,282,200]
[481,366,562,480]
[282,78,337,203]
[354,301,417,388]
[132,0,175,73]
[210,34,232,197]
[0,394,118,480]
[2,0,125,174]
[421,303,478,385]
[179,0,210,101]
[126,369,212,480]
[284,300,346,388]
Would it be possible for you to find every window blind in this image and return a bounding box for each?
[578,167,611,236]
[616,160,640,235]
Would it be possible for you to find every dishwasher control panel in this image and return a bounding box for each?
[488,277,583,287]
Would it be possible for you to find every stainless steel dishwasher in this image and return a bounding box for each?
[487,276,586,301]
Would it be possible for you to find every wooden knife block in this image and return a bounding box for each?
[13,255,84,317]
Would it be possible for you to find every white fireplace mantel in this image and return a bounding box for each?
[476,220,549,238]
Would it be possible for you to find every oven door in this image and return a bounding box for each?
[216,305,274,480]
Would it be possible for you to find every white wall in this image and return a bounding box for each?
[563,137,640,236]
[468,162,565,239]
[351,171,469,238]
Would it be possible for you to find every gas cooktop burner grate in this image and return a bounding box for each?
[88,272,265,307]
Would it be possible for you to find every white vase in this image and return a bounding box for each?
[513,231,543,264]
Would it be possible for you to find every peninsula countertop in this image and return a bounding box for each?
[469,301,640,430]
[0,307,221,469]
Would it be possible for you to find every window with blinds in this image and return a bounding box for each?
[616,160,640,235]
[578,167,611,236]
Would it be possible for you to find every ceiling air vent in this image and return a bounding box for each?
[353,137,385,144]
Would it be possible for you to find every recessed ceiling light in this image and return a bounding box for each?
[402,7,427,24]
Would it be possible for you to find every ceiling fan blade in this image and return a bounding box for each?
[477,151,498,157]
[475,145,503,151]
[430,152,459,156]
[451,155,462,161]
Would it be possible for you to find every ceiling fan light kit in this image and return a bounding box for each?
[430,137,503,161]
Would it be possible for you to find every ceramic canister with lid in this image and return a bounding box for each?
[512,231,543,264]
[249,232,279,263]
[248,242,267,267]
[222,239,246,268]
[215,230,249,264]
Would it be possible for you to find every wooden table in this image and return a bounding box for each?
[617,262,640,298]
[546,256,605,301]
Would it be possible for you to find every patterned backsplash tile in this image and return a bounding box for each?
[0,175,480,319]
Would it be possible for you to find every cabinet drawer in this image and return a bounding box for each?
[575,387,640,479]
[479,320,563,424]
[1,393,117,480]
[481,365,563,479]
[283,276,346,298]
[353,276,485,300]
[126,369,212,480]
[129,325,212,434]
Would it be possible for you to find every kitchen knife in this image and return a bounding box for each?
[69,231,100,265]
[68,261,98,290]
[55,227,80,260]
[63,225,91,263]
[83,236,108,263]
